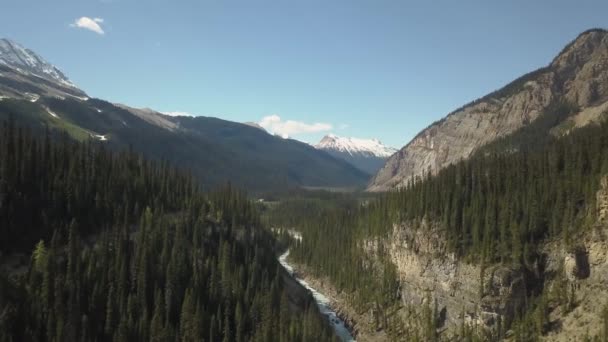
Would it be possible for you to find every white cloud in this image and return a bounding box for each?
[338,123,349,130]
[161,111,195,117]
[70,17,105,35]
[258,115,333,138]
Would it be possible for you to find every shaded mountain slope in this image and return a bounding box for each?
[0,38,368,191]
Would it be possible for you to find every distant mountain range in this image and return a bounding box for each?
[0,38,369,191]
[314,134,397,175]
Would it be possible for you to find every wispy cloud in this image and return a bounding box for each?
[258,115,332,138]
[338,123,349,130]
[161,111,195,117]
[70,17,105,35]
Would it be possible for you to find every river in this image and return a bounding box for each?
[278,250,356,342]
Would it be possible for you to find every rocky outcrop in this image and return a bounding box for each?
[563,248,590,282]
[543,240,608,340]
[0,38,88,100]
[369,29,608,191]
[368,219,528,333]
[357,176,608,338]
[597,176,608,223]
[512,176,608,340]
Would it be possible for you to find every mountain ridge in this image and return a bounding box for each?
[314,134,397,175]
[315,134,396,158]
[0,39,369,191]
[369,28,608,191]
[0,38,77,89]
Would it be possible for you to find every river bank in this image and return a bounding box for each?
[279,250,356,341]
[279,250,389,341]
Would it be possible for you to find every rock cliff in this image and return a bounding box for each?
[369,175,608,339]
[369,29,608,191]
[377,219,528,334]
[540,176,608,340]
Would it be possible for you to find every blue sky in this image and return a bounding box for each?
[2,1,608,147]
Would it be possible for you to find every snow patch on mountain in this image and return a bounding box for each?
[0,38,76,88]
[44,107,59,118]
[315,134,397,158]
[26,93,40,103]
[161,111,195,117]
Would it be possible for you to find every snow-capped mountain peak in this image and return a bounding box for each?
[0,38,76,88]
[315,134,397,158]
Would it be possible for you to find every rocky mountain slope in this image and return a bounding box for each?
[0,39,75,88]
[0,38,369,191]
[369,29,608,191]
[358,185,608,340]
[315,134,397,175]
[0,38,87,101]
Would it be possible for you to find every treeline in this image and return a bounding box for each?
[376,103,608,263]
[0,119,336,342]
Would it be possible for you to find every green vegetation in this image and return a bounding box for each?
[1,96,369,192]
[267,102,608,339]
[0,118,336,342]
[0,99,93,141]
[381,102,606,263]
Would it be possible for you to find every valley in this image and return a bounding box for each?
[2,7,608,341]
[263,29,608,341]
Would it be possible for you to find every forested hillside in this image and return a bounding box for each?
[268,104,608,340]
[0,96,369,192]
[0,118,336,342]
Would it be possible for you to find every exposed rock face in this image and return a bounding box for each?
[358,175,608,338]
[0,38,75,88]
[369,29,608,191]
[547,239,608,341]
[374,220,527,333]
[0,38,87,100]
[543,245,608,339]
[563,249,590,282]
[597,176,608,223]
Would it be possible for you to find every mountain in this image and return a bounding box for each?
[0,39,369,191]
[0,39,75,88]
[369,29,608,191]
[0,38,87,100]
[314,134,397,175]
[269,30,608,339]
